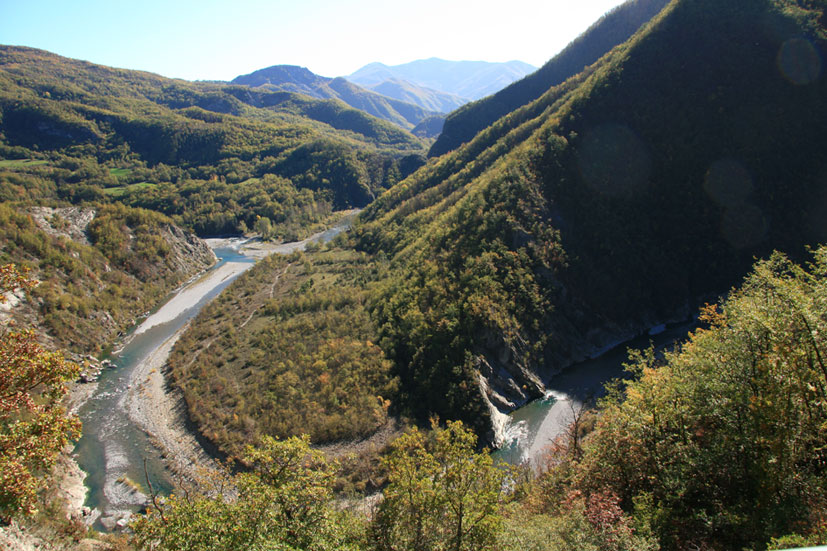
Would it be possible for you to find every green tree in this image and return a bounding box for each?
[131,434,363,551]
[0,264,81,523]
[372,420,510,551]
[574,248,827,549]
[254,216,274,241]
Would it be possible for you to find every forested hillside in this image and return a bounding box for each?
[0,44,428,365]
[0,46,425,237]
[497,247,827,550]
[141,246,827,551]
[4,0,827,548]
[169,0,827,445]
[0,203,214,354]
[168,247,396,454]
[351,0,827,434]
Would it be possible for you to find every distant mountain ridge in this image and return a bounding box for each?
[231,65,440,132]
[347,58,536,101]
[369,78,467,114]
[231,59,537,136]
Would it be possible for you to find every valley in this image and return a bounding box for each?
[2,0,827,549]
[75,217,354,532]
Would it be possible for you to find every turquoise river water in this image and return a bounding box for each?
[493,321,695,468]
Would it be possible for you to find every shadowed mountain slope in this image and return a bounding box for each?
[350,0,827,437]
[429,0,671,157]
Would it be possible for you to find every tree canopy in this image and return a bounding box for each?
[371,420,511,551]
[0,264,80,523]
[131,434,362,551]
[547,247,827,549]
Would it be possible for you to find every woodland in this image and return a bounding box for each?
[2,0,827,549]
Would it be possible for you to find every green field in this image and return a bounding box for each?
[0,159,49,168]
[102,182,156,197]
[108,167,132,178]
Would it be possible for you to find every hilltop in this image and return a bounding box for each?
[430,0,671,156]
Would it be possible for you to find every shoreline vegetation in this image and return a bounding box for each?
[63,212,362,527]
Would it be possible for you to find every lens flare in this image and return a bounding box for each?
[576,123,651,196]
[704,159,753,208]
[777,37,822,85]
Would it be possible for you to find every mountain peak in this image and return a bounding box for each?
[231,65,323,87]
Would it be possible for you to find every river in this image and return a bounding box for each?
[74,219,353,530]
[493,321,696,468]
[73,211,690,528]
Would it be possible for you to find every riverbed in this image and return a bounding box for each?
[493,321,696,468]
[73,219,353,531]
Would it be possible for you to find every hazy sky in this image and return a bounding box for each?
[1,0,628,81]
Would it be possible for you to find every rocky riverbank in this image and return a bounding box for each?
[119,231,357,485]
[68,215,358,531]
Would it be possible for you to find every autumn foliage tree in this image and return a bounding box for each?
[0,264,81,523]
[572,248,827,549]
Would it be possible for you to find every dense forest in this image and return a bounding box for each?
[7,247,827,549]
[164,1,827,546]
[155,0,827,442]
[3,0,827,548]
[34,246,811,551]
[348,0,827,434]
[168,247,397,454]
[161,0,827,544]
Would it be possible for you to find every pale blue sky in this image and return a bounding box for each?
[0,0,627,81]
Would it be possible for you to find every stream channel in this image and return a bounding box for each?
[73,220,351,530]
[493,320,696,469]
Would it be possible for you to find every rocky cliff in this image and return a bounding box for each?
[1,204,215,356]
